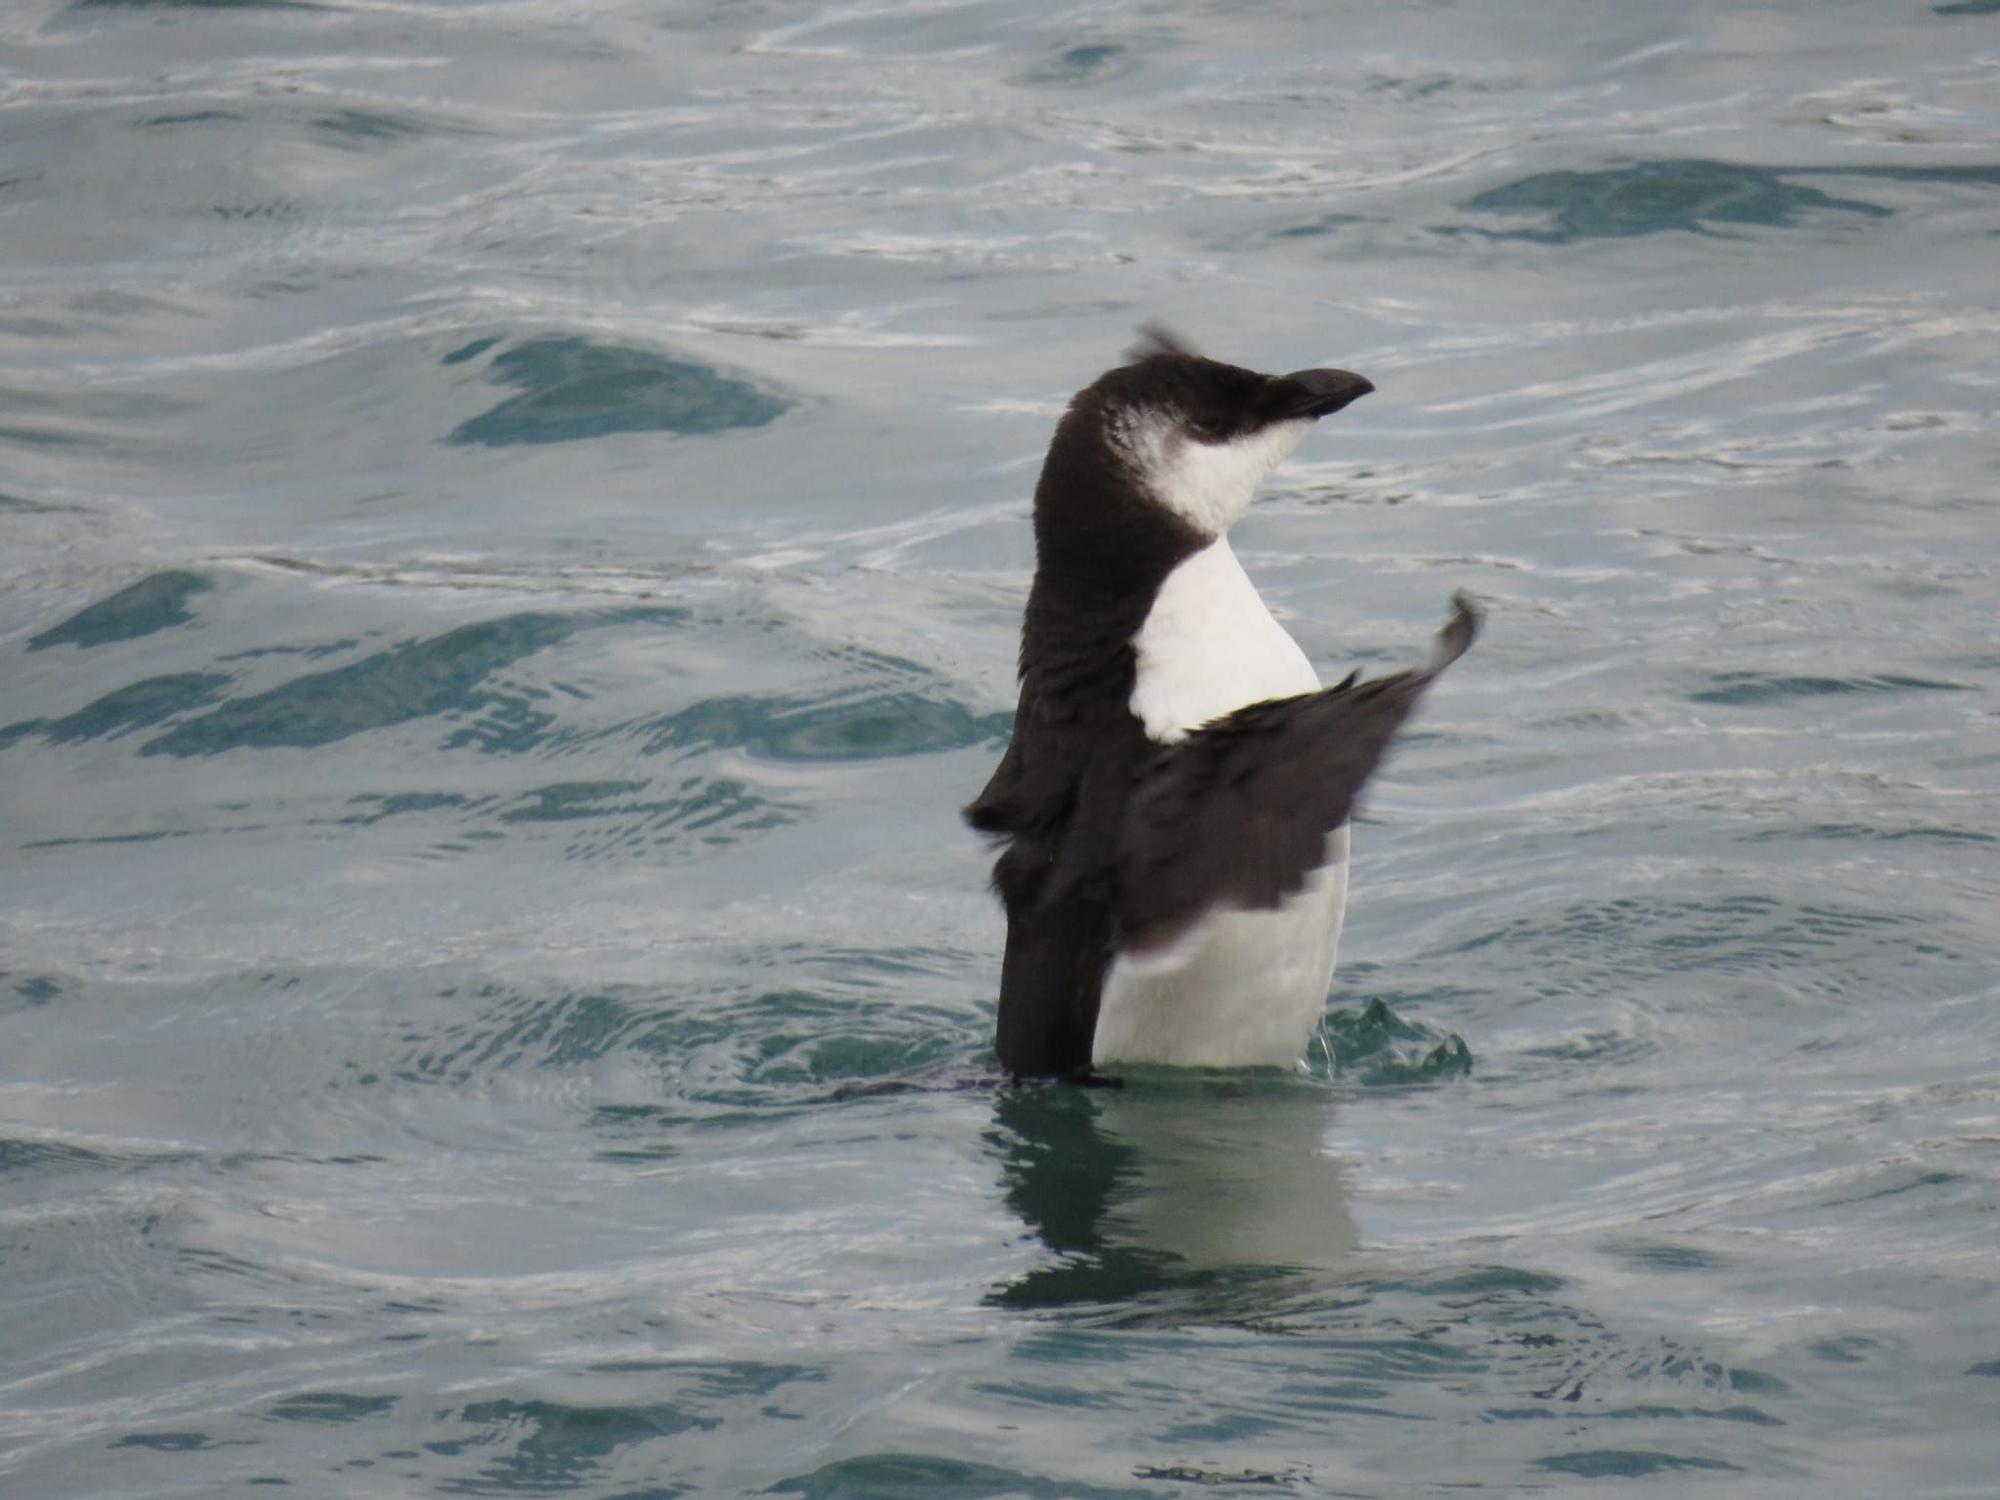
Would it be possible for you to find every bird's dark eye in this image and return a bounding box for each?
[1189,413,1230,442]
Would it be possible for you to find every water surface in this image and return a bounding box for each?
[2,1,1997,1495]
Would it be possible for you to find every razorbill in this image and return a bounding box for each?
[966,327,1478,1080]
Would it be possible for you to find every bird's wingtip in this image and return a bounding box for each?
[1433,592,1481,670]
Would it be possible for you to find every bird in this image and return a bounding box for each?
[965,326,1478,1081]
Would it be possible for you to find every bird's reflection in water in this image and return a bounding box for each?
[986,1074,1358,1317]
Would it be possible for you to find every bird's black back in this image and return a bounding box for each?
[965,381,1206,1077]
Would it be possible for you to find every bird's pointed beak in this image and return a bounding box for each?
[1278,368,1374,419]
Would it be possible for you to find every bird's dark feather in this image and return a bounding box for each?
[970,592,1478,1076]
[1115,594,1478,959]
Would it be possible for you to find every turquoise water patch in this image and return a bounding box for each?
[132,611,687,756]
[399,981,965,1099]
[1819,1169,1960,1208]
[325,777,799,864]
[264,1392,397,1424]
[1321,999,1473,1083]
[638,690,1011,762]
[446,338,791,447]
[436,1399,711,1491]
[1739,821,1994,845]
[1136,1462,1300,1487]
[308,109,430,150]
[0,672,231,749]
[737,997,961,1087]
[494,780,653,823]
[494,776,799,857]
[333,792,477,826]
[11,975,63,1004]
[1463,157,2000,242]
[1821,161,2000,187]
[1012,44,1130,87]
[440,336,501,367]
[106,1433,218,1451]
[0,426,89,452]
[1603,1239,1730,1271]
[1535,1449,1743,1478]
[578,1360,823,1398]
[1461,159,1891,241]
[134,111,251,129]
[26,570,213,651]
[0,1137,122,1176]
[1273,212,1367,240]
[1379,1265,1570,1298]
[771,1453,1155,1500]
[216,637,359,664]
[1691,671,1973,705]
[1,493,85,515]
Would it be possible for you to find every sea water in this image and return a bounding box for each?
[2,1,1997,1494]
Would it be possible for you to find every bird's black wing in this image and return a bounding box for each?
[967,691,1152,1079]
[1114,594,1479,961]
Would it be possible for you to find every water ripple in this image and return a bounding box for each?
[4,1,1999,1495]
[445,337,793,448]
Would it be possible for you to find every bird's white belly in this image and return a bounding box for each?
[1099,537,1350,1069]
[1093,826,1348,1069]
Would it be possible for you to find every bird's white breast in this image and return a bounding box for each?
[1103,538,1349,1070]
[1129,539,1320,742]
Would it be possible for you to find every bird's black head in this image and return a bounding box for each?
[1044,325,1373,542]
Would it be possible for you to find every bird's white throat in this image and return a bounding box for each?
[1113,410,1313,537]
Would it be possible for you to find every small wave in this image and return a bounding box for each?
[1691,671,1974,706]
[445,337,793,448]
[26,570,214,652]
[1459,159,1893,242]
